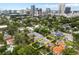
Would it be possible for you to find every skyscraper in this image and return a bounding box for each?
[31,5,35,16]
[65,7,71,14]
[38,8,42,16]
[34,8,39,16]
[59,3,65,15]
[46,8,51,15]
[34,8,42,16]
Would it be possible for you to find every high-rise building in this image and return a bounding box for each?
[26,8,31,16]
[46,8,51,15]
[34,8,39,16]
[52,10,58,15]
[34,8,42,16]
[65,7,71,14]
[59,3,65,15]
[38,8,42,16]
[31,5,35,16]
[13,10,18,14]
[3,10,9,14]
[8,10,12,14]
[0,10,2,14]
[19,9,26,14]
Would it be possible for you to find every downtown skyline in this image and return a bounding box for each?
[0,3,79,11]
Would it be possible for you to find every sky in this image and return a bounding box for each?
[0,3,79,11]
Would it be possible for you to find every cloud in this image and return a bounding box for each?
[0,0,79,3]
[66,4,79,7]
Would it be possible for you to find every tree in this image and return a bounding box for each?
[72,33,79,49]
[17,45,40,55]
[0,45,7,55]
[0,16,8,25]
[34,26,50,36]
[63,48,77,55]
[12,45,22,55]
[0,32,4,43]
[7,21,18,35]
[14,31,30,45]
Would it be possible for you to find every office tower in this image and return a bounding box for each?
[65,7,71,14]
[73,11,79,14]
[3,10,9,15]
[34,8,39,16]
[19,9,26,14]
[31,5,35,16]
[34,8,42,16]
[38,8,42,16]
[46,8,51,15]
[26,8,31,16]
[52,10,58,15]
[13,10,18,14]
[0,10,1,14]
[8,10,12,14]
[59,3,65,15]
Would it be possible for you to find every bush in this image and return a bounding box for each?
[0,45,7,55]
[0,33,4,43]
[72,33,79,42]
[16,45,40,55]
[63,48,77,55]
